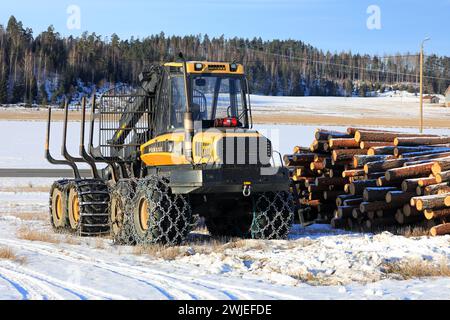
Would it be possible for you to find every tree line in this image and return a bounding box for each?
[0,15,449,105]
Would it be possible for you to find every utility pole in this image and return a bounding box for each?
[419,37,431,133]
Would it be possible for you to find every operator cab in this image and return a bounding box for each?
[157,62,250,136]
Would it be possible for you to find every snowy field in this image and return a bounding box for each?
[250,93,449,119]
[0,99,449,300]
[1,188,450,300]
[0,121,448,170]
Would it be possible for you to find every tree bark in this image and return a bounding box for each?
[328,138,359,149]
[413,194,448,211]
[337,206,357,219]
[430,223,450,236]
[402,178,423,192]
[385,191,415,206]
[315,129,351,141]
[421,183,450,196]
[343,198,364,206]
[360,141,395,149]
[364,158,408,174]
[355,130,437,143]
[395,211,423,225]
[360,201,402,213]
[431,158,450,175]
[402,204,421,217]
[363,187,398,202]
[395,136,450,146]
[349,179,378,195]
[336,194,359,206]
[323,190,346,201]
[435,171,450,184]
[385,162,434,182]
[367,146,396,156]
[342,169,365,178]
[424,208,450,220]
[315,176,349,187]
[332,149,368,162]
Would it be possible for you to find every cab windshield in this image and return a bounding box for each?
[168,74,249,131]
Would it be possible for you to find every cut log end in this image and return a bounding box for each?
[430,223,450,236]
[445,195,450,207]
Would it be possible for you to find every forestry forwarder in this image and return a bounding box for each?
[45,55,294,245]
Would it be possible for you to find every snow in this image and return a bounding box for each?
[0,121,447,170]
[1,195,450,300]
[250,93,450,120]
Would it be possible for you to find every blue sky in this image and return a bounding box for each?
[0,0,448,56]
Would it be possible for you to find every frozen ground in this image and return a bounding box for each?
[1,185,450,300]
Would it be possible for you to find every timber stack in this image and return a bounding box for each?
[285,127,450,235]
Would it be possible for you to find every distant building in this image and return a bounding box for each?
[423,95,440,104]
[446,86,450,107]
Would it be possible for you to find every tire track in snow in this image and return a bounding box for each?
[0,264,63,300]
[0,272,29,299]
[1,239,209,300]
[2,238,296,299]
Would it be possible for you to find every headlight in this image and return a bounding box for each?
[194,63,203,71]
[230,63,238,72]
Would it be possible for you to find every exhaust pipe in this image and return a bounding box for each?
[179,52,194,163]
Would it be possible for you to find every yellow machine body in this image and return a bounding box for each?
[140,130,264,167]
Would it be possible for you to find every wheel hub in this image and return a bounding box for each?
[139,198,149,231]
[55,193,62,220]
[71,192,80,223]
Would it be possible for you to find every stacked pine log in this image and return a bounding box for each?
[286,127,450,235]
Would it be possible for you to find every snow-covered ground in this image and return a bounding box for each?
[1,186,450,300]
[0,121,448,170]
[250,93,450,120]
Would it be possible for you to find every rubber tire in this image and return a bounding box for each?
[49,180,69,230]
[131,177,192,245]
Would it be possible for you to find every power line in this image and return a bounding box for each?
[230,45,450,81]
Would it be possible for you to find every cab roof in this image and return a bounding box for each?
[163,61,244,75]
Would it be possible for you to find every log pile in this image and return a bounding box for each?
[286,127,450,235]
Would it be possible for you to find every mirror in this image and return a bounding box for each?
[195,78,206,87]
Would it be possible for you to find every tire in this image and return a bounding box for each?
[109,180,137,245]
[49,180,69,230]
[205,199,253,238]
[130,176,192,245]
[68,184,81,230]
[251,191,294,240]
[66,180,110,236]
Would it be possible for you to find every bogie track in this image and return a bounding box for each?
[65,180,110,236]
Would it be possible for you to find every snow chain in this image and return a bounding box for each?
[251,191,294,240]
[137,176,192,246]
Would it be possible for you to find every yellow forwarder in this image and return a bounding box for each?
[45,54,293,245]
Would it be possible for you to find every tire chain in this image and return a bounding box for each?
[109,176,193,246]
[67,180,110,236]
[137,176,193,246]
[108,179,138,245]
[251,191,294,240]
